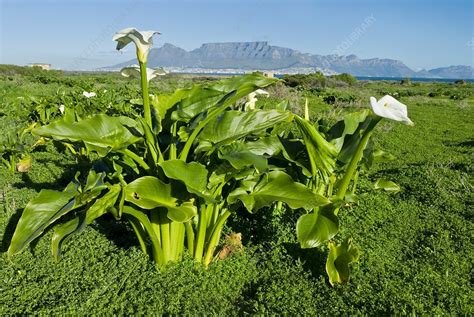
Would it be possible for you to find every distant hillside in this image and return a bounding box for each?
[426,66,474,79]
[104,41,474,79]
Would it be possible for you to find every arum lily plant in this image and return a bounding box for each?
[7,27,327,270]
[6,26,413,286]
[286,95,413,284]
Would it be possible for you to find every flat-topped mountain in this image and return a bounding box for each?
[105,41,473,79]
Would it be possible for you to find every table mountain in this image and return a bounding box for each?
[105,41,473,79]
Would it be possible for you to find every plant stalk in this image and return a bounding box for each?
[203,209,231,266]
[121,149,151,172]
[185,221,195,257]
[336,117,380,200]
[194,204,212,262]
[159,211,171,263]
[139,61,152,128]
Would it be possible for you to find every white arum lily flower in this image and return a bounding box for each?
[58,104,65,114]
[83,91,96,98]
[120,65,168,82]
[370,95,414,125]
[113,28,160,63]
[244,89,269,110]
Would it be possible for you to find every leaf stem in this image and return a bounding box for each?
[336,117,380,200]
[122,206,164,267]
[194,204,212,262]
[120,149,151,172]
[185,221,195,257]
[203,209,231,266]
[159,211,171,263]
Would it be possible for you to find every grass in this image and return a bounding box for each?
[0,68,473,314]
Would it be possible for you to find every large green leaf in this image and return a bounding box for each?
[212,72,279,92]
[159,160,211,198]
[218,143,268,172]
[240,136,283,156]
[198,110,293,146]
[169,88,229,122]
[33,114,141,156]
[295,116,337,179]
[228,171,329,212]
[279,138,313,178]
[8,171,109,256]
[167,73,278,122]
[124,176,197,222]
[327,110,369,152]
[8,182,79,256]
[330,113,375,165]
[296,204,339,248]
[326,237,360,285]
[51,184,121,260]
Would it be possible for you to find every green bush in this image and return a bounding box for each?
[330,73,357,85]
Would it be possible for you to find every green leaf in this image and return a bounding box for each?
[122,205,163,266]
[373,149,396,163]
[84,170,107,193]
[8,170,109,256]
[124,176,197,222]
[327,110,369,152]
[51,184,121,260]
[33,114,141,156]
[296,204,339,248]
[228,171,329,212]
[219,143,268,172]
[159,160,211,198]
[238,136,282,156]
[326,237,360,285]
[332,114,374,165]
[374,179,400,192]
[279,138,312,177]
[212,72,279,92]
[164,73,278,123]
[170,88,229,122]
[295,116,337,179]
[198,110,293,146]
[8,183,79,256]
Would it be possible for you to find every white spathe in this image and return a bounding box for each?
[244,89,270,110]
[59,104,65,114]
[113,28,160,63]
[83,91,96,98]
[370,95,413,125]
[120,65,168,82]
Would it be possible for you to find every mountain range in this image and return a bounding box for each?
[105,41,473,79]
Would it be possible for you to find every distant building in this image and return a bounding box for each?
[28,63,51,70]
[263,71,275,78]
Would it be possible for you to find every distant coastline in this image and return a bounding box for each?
[152,71,474,83]
[354,76,474,83]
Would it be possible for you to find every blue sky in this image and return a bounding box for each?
[1,0,473,70]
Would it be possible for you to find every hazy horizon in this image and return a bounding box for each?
[1,0,473,71]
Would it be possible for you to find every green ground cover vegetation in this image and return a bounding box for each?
[1,66,472,315]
